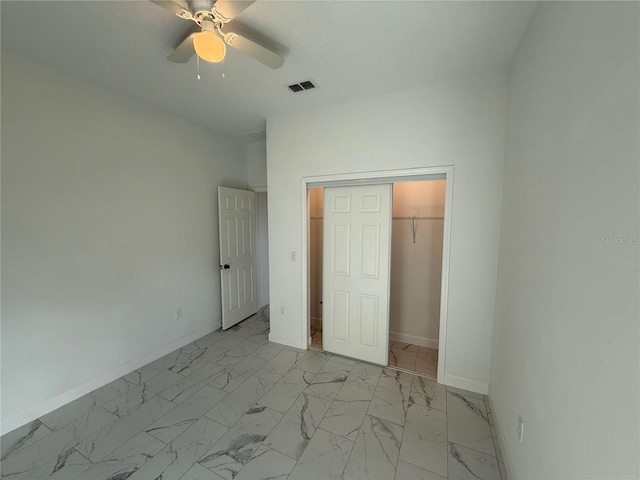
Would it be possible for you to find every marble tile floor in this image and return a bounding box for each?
[1,307,507,480]
[388,341,439,378]
[310,328,438,379]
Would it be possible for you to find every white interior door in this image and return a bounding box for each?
[322,184,392,365]
[218,186,258,329]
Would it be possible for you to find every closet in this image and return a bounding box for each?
[307,180,445,378]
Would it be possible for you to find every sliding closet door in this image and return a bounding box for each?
[322,184,392,365]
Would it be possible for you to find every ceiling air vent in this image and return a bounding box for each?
[287,79,317,93]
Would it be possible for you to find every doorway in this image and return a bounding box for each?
[306,176,447,379]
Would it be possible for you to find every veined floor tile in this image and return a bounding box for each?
[247,329,270,344]
[222,339,267,363]
[257,368,314,413]
[158,362,228,404]
[399,403,448,478]
[180,462,225,480]
[343,414,403,480]
[303,373,346,402]
[345,362,383,388]
[233,444,296,480]
[208,355,266,392]
[255,349,307,383]
[250,342,285,362]
[264,392,331,460]
[379,367,414,388]
[145,385,228,443]
[171,345,228,377]
[319,357,354,374]
[1,310,513,480]
[0,407,118,480]
[0,420,52,461]
[75,395,175,462]
[198,405,283,480]
[410,375,447,412]
[325,354,357,367]
[447,385,484,400]
[205,375,273,427]
[367,371,412,427]
[447,391,495,456]
[288,428,354,480]
[188,331,226,354]
[319,397,370,440]
[395,460,446,480]
[389,346,418,371]
[335,382,376,402]
[415,347,438,377]
[27,448,92,480]
[74,431,165,480]
[214,327,259,351]
[122,350,181,385]
[39,377,132,431]
[102,370,183,418]
[179,340,203,355]
[392,341,419,353]
[448,442,501,480]
[129,417,228,480]
[295,351,329,373]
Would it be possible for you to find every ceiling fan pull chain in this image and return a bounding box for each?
[222,56,226,79]
[196,55,201,80]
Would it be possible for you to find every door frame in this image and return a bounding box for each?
[301,166,454,381]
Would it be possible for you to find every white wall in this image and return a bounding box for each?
[491,3,639,478]
[247,139,267,190]
[390,181,445,347]
[267,71,509,392]
[0,53,247,433]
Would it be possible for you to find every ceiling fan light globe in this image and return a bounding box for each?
[193,31,226,63]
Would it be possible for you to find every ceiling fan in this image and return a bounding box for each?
[151,0,284,69]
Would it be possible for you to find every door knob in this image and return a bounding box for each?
[220,264,231,270]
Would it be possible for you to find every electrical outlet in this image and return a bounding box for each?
[291,251,297,261]
[517,415,524,442]
[176,308,183,320]
[280,305,285,315]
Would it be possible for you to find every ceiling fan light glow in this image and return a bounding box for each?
[193,31,226,63]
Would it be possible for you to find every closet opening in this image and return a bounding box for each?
[306,178,446,379]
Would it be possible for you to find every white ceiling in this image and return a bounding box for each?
[1,0,537,140]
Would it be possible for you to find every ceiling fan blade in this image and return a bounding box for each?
[225,32,284,69]
[149,0,190,16]
[212,0,256,21]
[168,32,197,63]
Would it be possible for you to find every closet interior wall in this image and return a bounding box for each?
[390,181,445,350]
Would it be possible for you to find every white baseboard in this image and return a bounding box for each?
[268,333,307,350]
[487,387,517,480]
[0,323,219,436]
[442,373,488,395]
[389,331,439,349]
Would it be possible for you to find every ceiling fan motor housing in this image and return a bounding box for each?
[190,0,214,17]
